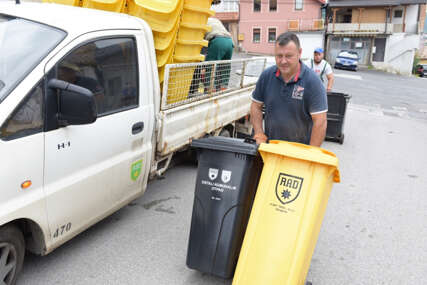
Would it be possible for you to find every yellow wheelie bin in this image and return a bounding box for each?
[233,140,340,285]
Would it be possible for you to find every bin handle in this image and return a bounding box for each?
[269,140,336,158]
[244,138,256,144]
[333,169,341,183]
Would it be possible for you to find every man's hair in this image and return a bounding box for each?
[275,32,300,50]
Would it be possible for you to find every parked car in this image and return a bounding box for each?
[415,64,427,77]
[334,50,359,71]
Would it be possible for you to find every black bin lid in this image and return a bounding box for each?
[191,137,258,156]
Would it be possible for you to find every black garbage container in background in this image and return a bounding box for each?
[186,137,262,279]
[326,92,351,144]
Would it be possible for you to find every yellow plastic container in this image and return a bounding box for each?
[43,0,81,6]
[164,66,194,104]
[184,0,212,9]
[82,0,125,12]
[153,15,180,51]
[156,36,177,67]
[164,55,206,104]
[128,0,183,33]
[181,4,215,25]
[233,141,340,285]
[173,54,205,62]
[157,48,175,83]
[177,22,211,42]
[174,39,208,59]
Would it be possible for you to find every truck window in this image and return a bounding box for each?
[0,15,65,103]
[0,80,44,140]
[56,37,138,116]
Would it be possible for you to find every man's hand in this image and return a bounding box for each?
[253,133,268,144]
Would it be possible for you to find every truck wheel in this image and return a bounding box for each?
[0,225,25,285]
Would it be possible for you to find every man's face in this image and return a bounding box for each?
[314,52,324,63]
[275,41,301,77]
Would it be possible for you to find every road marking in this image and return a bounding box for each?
[334,73,362,80]
[348,103,384,116]
[392,106,407,111]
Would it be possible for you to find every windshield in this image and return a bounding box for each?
[0,15,66,103]
[337,51,358,60]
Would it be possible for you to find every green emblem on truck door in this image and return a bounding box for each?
[131,160,143,181]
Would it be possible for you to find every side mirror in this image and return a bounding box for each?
[48,79,97,126]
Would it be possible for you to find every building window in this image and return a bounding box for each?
[268,28,276,43]
[254,0,261,12]
[253,28,261,43]
[269,0,277,12]
[295,0,303,10]
[394,10,403,18]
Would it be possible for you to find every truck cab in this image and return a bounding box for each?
[0,4,157,283]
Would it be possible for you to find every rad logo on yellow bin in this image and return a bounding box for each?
[275,173,304,205]
[131,160,143,181]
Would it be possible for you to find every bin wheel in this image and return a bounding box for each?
[305,281,313,285]
[339,134,344,144]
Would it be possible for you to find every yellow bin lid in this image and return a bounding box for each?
[260,140,341,183]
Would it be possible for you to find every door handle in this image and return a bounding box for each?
[132,122,144,135]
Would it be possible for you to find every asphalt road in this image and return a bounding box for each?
[332,68,427,121]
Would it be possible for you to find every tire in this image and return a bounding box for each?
[0,225,25,285]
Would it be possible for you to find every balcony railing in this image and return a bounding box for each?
[211,1,239,13]
[327,23,394,34]
[287,19,325,32]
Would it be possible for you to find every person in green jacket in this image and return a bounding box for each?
[189,17,234,95]
[204,17,234,92]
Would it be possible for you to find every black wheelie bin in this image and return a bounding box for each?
[186,136,262,279]
[326,92,351,144]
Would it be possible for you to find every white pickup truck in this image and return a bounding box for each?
[0,2,266,284]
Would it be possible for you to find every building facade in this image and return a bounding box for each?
[211,0,240,51]
[238,0,326,59]
[418,14,427,64]
[326,0,426,75]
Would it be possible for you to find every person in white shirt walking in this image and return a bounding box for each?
[308,47,334,92]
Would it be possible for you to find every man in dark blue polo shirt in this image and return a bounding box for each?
[250,32,328,146]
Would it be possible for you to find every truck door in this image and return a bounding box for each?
[43,33,153,244]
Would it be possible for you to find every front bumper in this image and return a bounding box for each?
[334,62,357,70]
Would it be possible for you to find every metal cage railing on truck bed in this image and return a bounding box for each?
[161,57,268,110]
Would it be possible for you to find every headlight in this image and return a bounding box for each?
[353,61,358,65]
[335,58,341,63]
